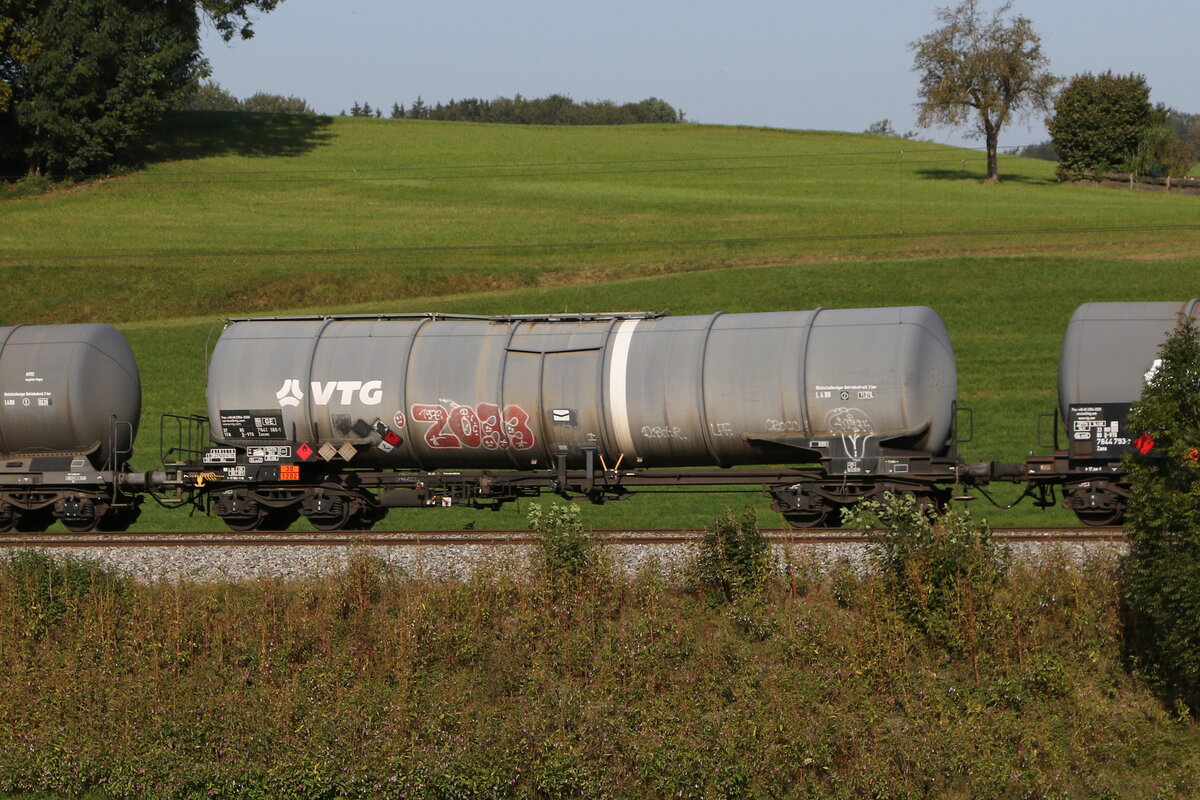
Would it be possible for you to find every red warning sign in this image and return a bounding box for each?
[1134,433,1155,455]
[296,442,315,461]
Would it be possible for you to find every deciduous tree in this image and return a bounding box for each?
[911,0,1057,182]
[1159,136,1197,189]
[1122,313,1200,714]
[0,0,283,176]
[186,80,241,111]
[1048,72,1153,181]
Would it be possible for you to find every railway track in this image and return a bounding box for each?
[0,527,1127,549]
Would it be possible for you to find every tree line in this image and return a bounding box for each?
[346,94,682,126]
[186,81,315,115]
[186,84,683,127]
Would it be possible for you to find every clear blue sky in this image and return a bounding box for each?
[199,0,1199,149]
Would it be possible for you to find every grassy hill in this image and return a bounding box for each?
[4,116,1200,800]
[2,112,1199,529]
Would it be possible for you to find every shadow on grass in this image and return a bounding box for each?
[916,167,1055,186]
[142,110,336,163]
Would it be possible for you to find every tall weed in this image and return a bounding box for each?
[1,550,131,640]
[846,493,1009,669]
[694,508,772,604]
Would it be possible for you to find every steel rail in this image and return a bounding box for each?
[0,527,1127,549]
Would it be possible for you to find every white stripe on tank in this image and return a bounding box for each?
[609,319,640,457]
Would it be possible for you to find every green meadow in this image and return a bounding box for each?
[2,112,1198,529]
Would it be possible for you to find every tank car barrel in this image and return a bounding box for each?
[205,306,958,473]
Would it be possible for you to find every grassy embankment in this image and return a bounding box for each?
[2,112,1199,529]
[1,546,1198,799]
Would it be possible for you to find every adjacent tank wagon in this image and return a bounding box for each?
[0,324,145,531]
[1021,299,1200,525]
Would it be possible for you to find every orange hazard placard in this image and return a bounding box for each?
[279,464,300,481]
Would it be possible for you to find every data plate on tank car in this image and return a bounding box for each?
[218,410,286,440]
[1068,403,1133,459]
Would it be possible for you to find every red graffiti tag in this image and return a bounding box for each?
[410,402,536,450]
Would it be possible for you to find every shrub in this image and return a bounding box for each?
[1050,72,1154,180]
[846,493,1009,665]
[1122,312,1200,714]
[0,173,55,198]
[527,502,594,577]
[695,508,772,603]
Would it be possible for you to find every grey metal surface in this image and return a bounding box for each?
[0,324,141,464]
[1059,300,1200,414]
[207,307,957,469]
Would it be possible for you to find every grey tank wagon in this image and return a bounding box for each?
[186,307,963,530]
[0,324,147,531]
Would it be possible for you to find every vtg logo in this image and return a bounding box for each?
[275,378,384,407]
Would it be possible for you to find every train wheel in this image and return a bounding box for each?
[781,509,833,528]
[302,493,352,531]
[59,499,105,533]
[14,509,54,532]
[62,517,99,533]
[214,491,267,531]
[345,506,387,531]
[895,490,950,516]
[222,508,266,532]
[0,505,16,532]
[218,500,266,531]
[1074,507,1125,527]
[772,487,840,528]
[1064,485,1126,527]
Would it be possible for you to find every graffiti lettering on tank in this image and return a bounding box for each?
[640,425,687,440]
[824,407,874,459]
[410,402,536,450]
[503,405,536,450]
